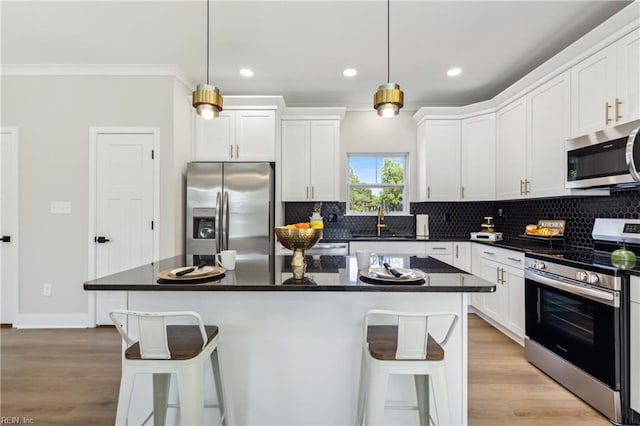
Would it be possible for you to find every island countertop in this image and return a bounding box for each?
[84,253,495,292]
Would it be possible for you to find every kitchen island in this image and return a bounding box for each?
[85,254,494,425]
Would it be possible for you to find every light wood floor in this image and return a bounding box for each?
[1,314,610,425]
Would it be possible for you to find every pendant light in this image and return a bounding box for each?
[373,0,404,118]
[192,0,223,120]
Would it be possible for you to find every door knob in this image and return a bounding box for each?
[1,236,10,243]
[94,236,111,243]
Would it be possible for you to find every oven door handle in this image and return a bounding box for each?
[626,125,640,181]
[525,270,619,307]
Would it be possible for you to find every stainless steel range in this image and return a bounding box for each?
[524,218,640,425]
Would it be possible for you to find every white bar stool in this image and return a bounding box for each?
[109,309,227,426]
[356,309,459,426]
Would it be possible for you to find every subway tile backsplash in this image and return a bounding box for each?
[284,187,640,249]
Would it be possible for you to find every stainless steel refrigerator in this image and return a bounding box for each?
[186,162,275,255]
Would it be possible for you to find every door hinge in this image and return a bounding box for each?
[151,220,154,230]
[151,150,155,159]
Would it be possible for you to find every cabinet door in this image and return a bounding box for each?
[423,120,461,201]
[281,121,310,201]
[496,98,527,199]
[309,121,339,201]
[503,265,525,339]
[416,121,428,201]
[527,71,570,198]
[570,44,616,138]
[193,111,234,161]
[452,242,471,273]
[461,114,495,201]
[235,110,276,161]
[616,29,640,126]
[480,259,503,322]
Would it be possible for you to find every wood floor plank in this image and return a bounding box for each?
[1,315,610,425]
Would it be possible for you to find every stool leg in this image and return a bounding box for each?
[177,364,205,425]
[414,374,430,426]
[431,366,450,426]
[153,373,171,426]
[210,348,227,426]
[115,366,135,426]
[356,350,367,426]
[364,361,388,426]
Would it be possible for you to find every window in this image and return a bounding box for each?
[347,154,408,215]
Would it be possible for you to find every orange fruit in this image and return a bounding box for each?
[294,222,310,229]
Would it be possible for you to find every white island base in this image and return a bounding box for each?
[120,291,469,426]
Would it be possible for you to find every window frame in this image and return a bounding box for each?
[346,152,409,216]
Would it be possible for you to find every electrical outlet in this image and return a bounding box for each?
[43,283,52,297]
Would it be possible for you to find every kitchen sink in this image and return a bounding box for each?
[350,234,415,241]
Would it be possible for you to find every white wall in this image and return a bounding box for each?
[1,75,186,321]
[172,80,193,256]
[339,110,418,203]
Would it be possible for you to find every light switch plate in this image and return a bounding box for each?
[51,201,72,214]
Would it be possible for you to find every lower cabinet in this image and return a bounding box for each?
[348,241,426,256]
[452,242,471,273]
[472,244,525,343]
[95,291,127,325]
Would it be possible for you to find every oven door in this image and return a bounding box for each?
[525,270,620,389]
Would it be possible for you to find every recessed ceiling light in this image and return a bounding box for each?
[239,68,254,77]
[343,68,358,77]
[447,68,462,77]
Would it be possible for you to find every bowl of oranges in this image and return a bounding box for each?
[274,223,323,251]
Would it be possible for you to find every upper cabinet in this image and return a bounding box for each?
[496,97,528,199]
[497,71,572,199]
[571,28,640,138]
[281,120,340,201]
[461,113,496,200]
[193,109,277,161]
[416,120,461,201]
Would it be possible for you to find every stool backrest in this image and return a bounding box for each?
[109,309,208,360]
[364,309,459,360]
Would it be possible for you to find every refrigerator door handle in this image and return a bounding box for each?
[223,191,230,251]
[215,192,222,253]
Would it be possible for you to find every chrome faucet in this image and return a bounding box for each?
[376,206,387,237]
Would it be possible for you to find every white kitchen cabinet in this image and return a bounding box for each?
[496,97,527,199]
[474,245,525,343]
[281,120,340,201]
[416,120,461,201]
[527,70,571,198]
[426,241,453,265]
[452,242,471,273]
[348,241,426,256]
[497,71,574,199]
[193,109,276,161]
[461,113,496,200]
[571,28,640,138]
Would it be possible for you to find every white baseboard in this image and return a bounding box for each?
[13,313,94,329]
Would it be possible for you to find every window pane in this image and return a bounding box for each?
[349,156,405,185]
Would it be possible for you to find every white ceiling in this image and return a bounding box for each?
[1,0,635,109]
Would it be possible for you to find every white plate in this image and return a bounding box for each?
[365,268,425,282]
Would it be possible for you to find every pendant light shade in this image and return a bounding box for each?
[374,0,404,118]
[192,0,223,120]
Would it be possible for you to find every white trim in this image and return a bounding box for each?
[0,127,19,325]
[13,313,93,329]
[1,64,194,92]
[88,127,160,327]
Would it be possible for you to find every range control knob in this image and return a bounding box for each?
[587,273,600,284]
[537,262,546,270]
[576,271,588,282]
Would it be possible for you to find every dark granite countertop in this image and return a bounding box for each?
[84,254,495,293]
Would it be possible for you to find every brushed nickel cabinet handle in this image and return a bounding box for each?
[230,144,234,158]
[432,247,447,250]
[605,101,612,124]
[455,245,459,259]
[496,267,501,284]
[524,179,530,195]
[306,186,309,199]
[311,186,315,198]
[500,268,506,284]
[507,257,522,262]
[236,144,239,158]
[483,251,495,256]
[427,186,431,199]
[461,186,464,199]
[519,179,524,195]
[615,98,622,121]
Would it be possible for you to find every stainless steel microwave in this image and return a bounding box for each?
[566,126,640,188]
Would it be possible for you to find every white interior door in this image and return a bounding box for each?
[1,128,19,325]
[90,128,158,324]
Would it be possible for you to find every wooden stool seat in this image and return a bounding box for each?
[367,325,444,361]
[125,325,219,361]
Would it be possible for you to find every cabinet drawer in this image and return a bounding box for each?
[477,245,524,268]
[426,242,453,254]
